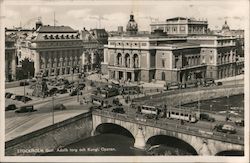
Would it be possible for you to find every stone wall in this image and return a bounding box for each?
[5,112,93,156]
[136,86,244,106]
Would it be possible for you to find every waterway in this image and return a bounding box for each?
[45,94,244,156]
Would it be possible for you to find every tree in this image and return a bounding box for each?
[16,58,35,80]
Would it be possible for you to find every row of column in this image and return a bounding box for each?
[109,70,135,81]
[38,50,82,76]
[43,66,81,76]
[187,56,200,66]
[218,65,235,79]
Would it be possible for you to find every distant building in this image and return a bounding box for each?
[187,35,239,79]
[150,17,208,36]
[81,28,108,72]
[5,35,17,81]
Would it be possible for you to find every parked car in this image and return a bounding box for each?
[89,105,102,111]
[113,98,122,106]
[21,96,32,103]
[15,105,36,113]
[57,89,68,94]
[144,114,157,119]
[200,113,215,122]
[77,83,85,90]
[216,81,223,86]
[202,78,216,87]
[20,81,29,86]
[10,94,16,100]
[6,93,13,98]
[214,124,236,134]
[5,104,17,111]
[15,95,24,101]
[54,104,66,110]
[48,87,58,96]
[5,92,13,98]
[69,90,78,96]
[235,119,244,126]
[112,107,125,114]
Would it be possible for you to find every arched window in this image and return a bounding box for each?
[133,54,139,68]
[125,53,130,67]
[117,53,122,66]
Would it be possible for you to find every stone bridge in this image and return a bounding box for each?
[92,110,244,156]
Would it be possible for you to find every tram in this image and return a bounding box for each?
[136,105,197,123]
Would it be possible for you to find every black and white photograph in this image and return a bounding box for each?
[0,0,249,162]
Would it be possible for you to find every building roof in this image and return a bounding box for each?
[166,17,187,21]
[5,35,15,42]
[37,25,78,33]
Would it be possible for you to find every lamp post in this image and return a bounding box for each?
[77,80,80,102]
[52,94,55,125]
[71,67,74,82]
[23,72,30,104]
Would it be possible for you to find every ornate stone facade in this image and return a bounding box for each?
[5,35,16,81]
[150,17,208,36]
[27,25,83,77]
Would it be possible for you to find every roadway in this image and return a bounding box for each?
[102,105,244,137]
[5,85,95,141]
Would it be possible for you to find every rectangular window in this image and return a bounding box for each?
[162,59,165,68]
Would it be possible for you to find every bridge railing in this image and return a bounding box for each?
[93,110,244,145]
[133,84,244,103]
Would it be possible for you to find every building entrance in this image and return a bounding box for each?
[127,72,131,80]
[119,71,123,80]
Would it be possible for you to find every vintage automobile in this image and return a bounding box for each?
[15,105,37,113]
[214,124,236,134]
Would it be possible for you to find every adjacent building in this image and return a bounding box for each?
[81,28,108,72]
[187,35,238,79]
[102,14,242,83]
[5,35,17,81]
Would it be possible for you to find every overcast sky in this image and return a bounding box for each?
[1,0,249,31]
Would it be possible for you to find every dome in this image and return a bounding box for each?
[126,14,138,35]
[222,21,230,31]
[35,17,43,30]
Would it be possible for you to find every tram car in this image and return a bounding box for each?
[166,107,197,123]
[91,95,113,108]
[136,105,197,123]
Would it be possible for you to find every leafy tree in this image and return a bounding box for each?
[16,58,34,80]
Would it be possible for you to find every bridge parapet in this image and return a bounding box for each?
[92,110,244,145]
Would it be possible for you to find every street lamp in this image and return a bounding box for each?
[77,80,80,102]
[52,94,56,125]
[23,72,30,103]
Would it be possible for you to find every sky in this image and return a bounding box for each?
[1,0,249,31]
